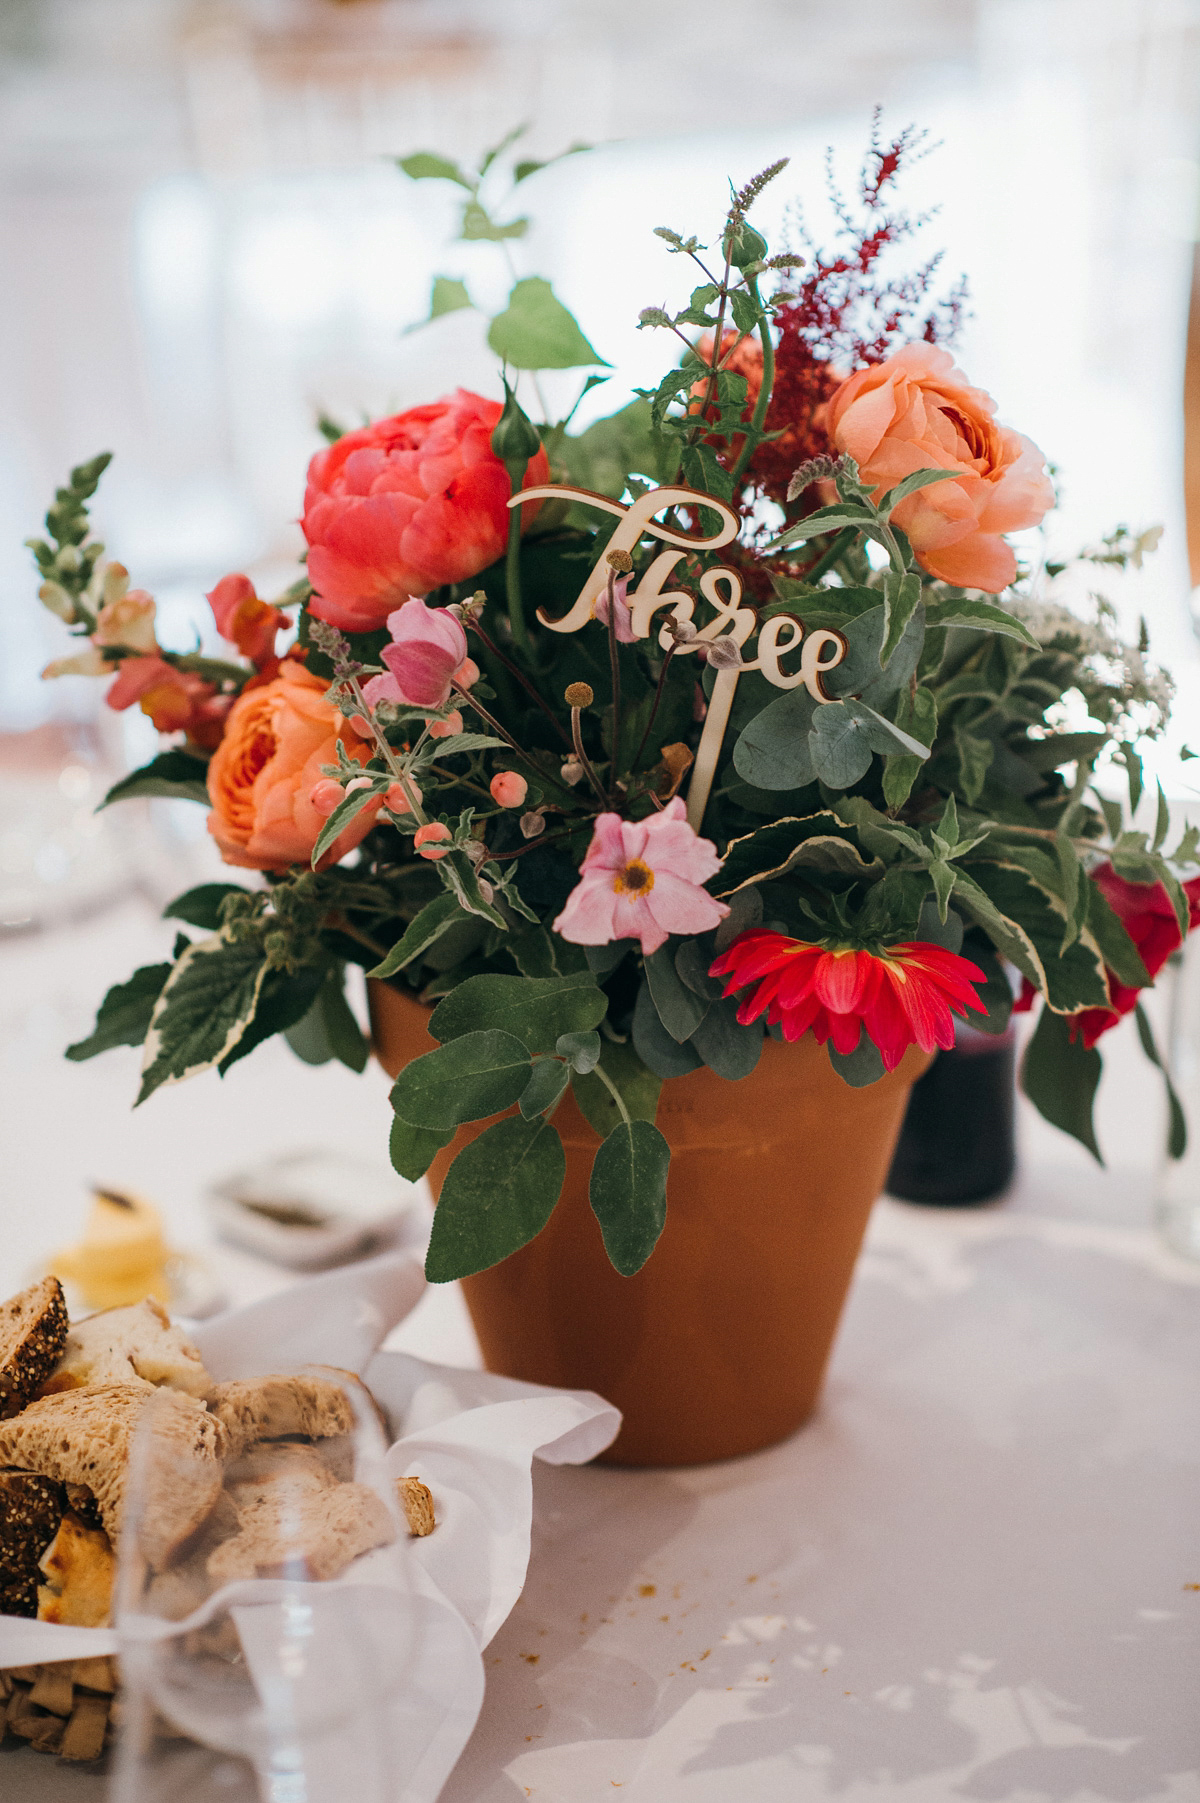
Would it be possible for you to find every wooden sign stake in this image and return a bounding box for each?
[508,483,845,832]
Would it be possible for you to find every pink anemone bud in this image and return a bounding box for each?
[489,771,528,809]
[594,575,636,644]
[309,779,345,819]
[385,779,422,814]
[375,598,469,710]
[414,821,453,859]
[428,710,464,739]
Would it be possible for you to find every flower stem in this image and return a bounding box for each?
[728,275,773,488]
[469,615,571,746]
[592,1060,632,1127]
[455,681,582,806]
[504,507,531,658]
[569,704,609,806]
[344,674,429,826]
[631,642,678,772]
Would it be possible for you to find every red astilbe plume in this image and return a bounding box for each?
[709,930,987,1071]
[747,114,969,511]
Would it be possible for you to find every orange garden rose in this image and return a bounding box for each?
[827,343,1054,592]
[206,661,377,871]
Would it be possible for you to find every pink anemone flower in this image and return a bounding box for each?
[553,798,729,956]
[361,599,469,712]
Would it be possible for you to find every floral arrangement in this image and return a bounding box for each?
[34,123,1199,1280]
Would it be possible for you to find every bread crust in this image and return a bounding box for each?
[0,1278,69,1419]
[208,1373,356,1458]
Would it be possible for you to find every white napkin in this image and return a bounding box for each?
[0,1248,620,1801]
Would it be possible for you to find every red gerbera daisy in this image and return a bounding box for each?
[709,930,988,1071]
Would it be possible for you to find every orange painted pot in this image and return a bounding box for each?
[369,980,930,1467]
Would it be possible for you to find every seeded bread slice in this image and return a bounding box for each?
[208,1373,356,1459]
[0,1384,227,1569]
[0,1471,65,1617]
[0,1278,69,1418]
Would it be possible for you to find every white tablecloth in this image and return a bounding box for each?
[2,896,1198,1801]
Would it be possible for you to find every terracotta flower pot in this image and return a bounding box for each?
[369,980,930,1467]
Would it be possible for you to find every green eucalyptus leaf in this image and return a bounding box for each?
[843,697,930,759]
[389,1028,531,1130]
[428,970,608,1054]
[397,151,474,188]
[809,701,874,788]
[488,277,609,370]
[732,689,817,790]
[588,1121,670,1275]
[644,944,708,1043]
[674,937,725,1002]
[556,1029,601,1073]
[828,1030,887,1087]
[689,997,763,1080]
[425,1116,565,1281]
[632,979,702,1078]
[519,1057,571,1119]
[882,687,938,809]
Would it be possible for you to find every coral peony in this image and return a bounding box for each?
[361,600,468,711]
[1067,863,1200,1048]
[302,390,550,632]
[207,574,289,669]
[710,930,987,1070]
[207,661,377,871]
[827,343,1054,593]
[553,798,729,956]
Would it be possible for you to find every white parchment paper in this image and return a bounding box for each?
[0,1248,620,1800]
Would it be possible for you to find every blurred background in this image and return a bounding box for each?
[0,0,1198,1308]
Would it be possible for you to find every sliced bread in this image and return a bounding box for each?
[208,1372,355,1458]
[0,1384,227,1569]
[0,1278,69,1418]
[207,1472,393,1585]
[37,1513,115,1628]
[0,1471,65,1617]
[49,1297,211,1398]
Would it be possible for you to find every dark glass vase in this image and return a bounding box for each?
[886,1027,1016,1206]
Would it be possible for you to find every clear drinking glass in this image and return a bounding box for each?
[111,1367,415,1803]
[1156,935,1200,1260]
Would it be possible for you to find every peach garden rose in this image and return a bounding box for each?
[206,660,377,871]
[827,343,1054,593]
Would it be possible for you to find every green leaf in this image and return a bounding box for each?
[397,151,475,188]
[556,1029,601,1072]
[844,697,931,759]
[429,275,471,319]
[1021,1005,1103,1162]
[428,970,608,1055]
[425,1116,565,1281]
[460,200,528,242]
[390,1114,454,1183]
[560,399,672,499]
[963,862,1111,1012]
[487,277,609,370]
[284,966,370,1074]
[1134,1002,1187,1158]
[588,1120,671,1275]
[572,1038,661,1135]
[690,996,762,1080]
[769,506,873,549]
[632,979,702,1078]
[923,598,1039,646]
[808,701,874,787]
[955,727,994,806]
[882,687,938,810]
[1054,833,1087,953]
[162,883,247,932]
[961,933,1012,1035]
[1153,781,1171,853]
[389,1028,531,1130]
[507,928,589,979]
[220,962,327,1076]
[880,571,922,669]
[311,783,383,869]
[674,937,725,1002]
[715,811,882,895]
[100,750,210,808]
[137,935,269,1103]
[435,848,510,928]
[876,467,956,514]
[519,1057,571,1119]
[367,893,464,979]
[821,604,923,702]
[644,944,708,1043]
[828,1029,887,1087]
[1085,881,1152,990]
[65,961,172,1061]
[479,122,529,176]
[732,689,817,790]
[1116,744,1143,813]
